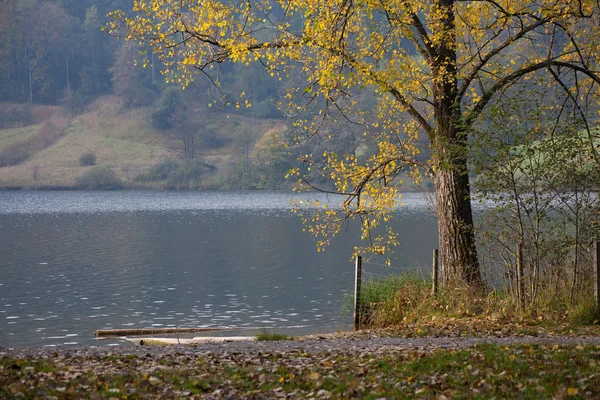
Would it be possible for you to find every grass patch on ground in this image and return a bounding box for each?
[1,344,598,398]
[256,329,293,341]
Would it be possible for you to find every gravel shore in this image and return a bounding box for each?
[3,332,600,358]
[3,333,600,399]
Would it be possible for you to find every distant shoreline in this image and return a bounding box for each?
[0,185,429,192]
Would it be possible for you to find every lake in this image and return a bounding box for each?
[0,190,437,347]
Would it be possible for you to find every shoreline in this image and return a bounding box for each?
[0,185,431,193]
[4,331,600,355]
[3,332,600,398]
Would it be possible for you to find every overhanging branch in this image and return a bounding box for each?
[464,60,600,128]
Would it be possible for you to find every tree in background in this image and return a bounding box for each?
[0,0,17,101]
[109,1,600,286]
[151,87,182,130]
[151,87,204,160]
[170,104,199,160]
[79,6,112,97]
[12,0,81,103]
[472,80,600,307]
[110,42,156,108]
[0,0,134,105]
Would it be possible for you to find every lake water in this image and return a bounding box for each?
[0,191,437,347]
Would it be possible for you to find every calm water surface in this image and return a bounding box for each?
[0,191,437,347]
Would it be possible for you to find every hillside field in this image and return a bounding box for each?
[0,98,287,189]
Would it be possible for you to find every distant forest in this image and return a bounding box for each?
[0,0,379,190]
[0,0,286,117]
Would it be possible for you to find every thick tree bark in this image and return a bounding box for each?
[434,165,481,285]
[430,0,481,286]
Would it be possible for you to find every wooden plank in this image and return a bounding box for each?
[126,337,257,345]
[95,327,246,337]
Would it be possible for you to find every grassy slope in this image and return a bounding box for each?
[0,124,39,149]
[0,98,286,188]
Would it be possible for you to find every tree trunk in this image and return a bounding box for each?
[65,54,70,90]
[430,0,482,286]
[151,51,156,82]
[434,166,481,285]
[26,46,33,104]
[190,135,194,160]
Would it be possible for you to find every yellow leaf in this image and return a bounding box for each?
[308,372,320,380]
[567,388,579,395]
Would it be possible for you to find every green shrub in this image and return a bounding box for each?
[79,152,97,166]
[62,88,90,115]
[76,166,122,189]
[136,159,180,181]
[151,88,181,130]
[134,159,215,189]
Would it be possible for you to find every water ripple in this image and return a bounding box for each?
[0,190,438,347]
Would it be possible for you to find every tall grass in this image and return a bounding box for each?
[351,270,599,329]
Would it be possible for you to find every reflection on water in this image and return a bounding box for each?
[0,191,437,347]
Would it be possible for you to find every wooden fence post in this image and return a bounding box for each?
[432,249,439,296]
[354,255,362,331]
[517,242,524,309]
[594,241,600,313]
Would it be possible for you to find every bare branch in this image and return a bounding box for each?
[457,16,551,104]
[464,60,600,128]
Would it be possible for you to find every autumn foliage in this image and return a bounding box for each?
[109,1,600,284]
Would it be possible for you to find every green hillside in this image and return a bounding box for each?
[0,98,288,189]
[0,124,39,149]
